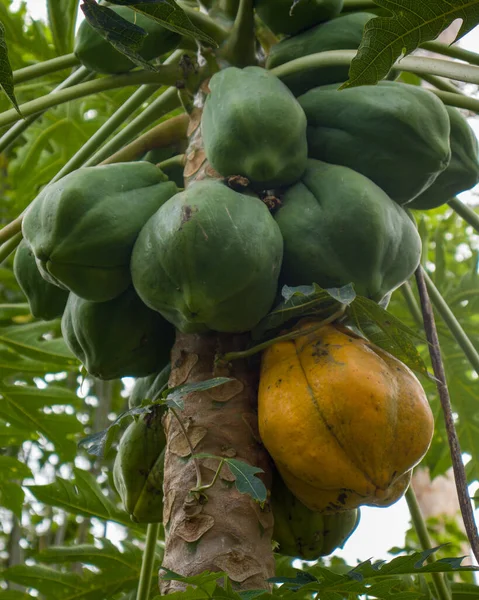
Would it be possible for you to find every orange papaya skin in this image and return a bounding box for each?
[258,321,433,513]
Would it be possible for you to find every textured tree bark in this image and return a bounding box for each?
[160,331,275,593]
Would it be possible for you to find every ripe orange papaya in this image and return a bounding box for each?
[258,321,434,513]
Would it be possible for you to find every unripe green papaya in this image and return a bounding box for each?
[266,12,374,96]
[409,106,479,210]
[61,287,175,380]
[113,408,166,523]
[202,67,308,190]
[131,179,283,333]
[129,364,171,409]
[255,0,343,36]
[299,81,451,204]
[271,474,359,559]
[274,160,422,302]
[74,5,181,74]
[13,240,69,321]
[22,162,178,302]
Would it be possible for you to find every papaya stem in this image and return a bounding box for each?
[219,307,346,363]
[158,154,186,171]
[405,487,452,600]
[431,90,479,114]
[50,51,185,181]
[178,2,230,44]
[448,197,479,234]
[421,269,479,375]
[0,66,92,154]
[420,73,464,95]
[270,51,479,86]
[0,215,23,246]
[99,114,189,166]
[0,232,22,264]
[0,68,184,129]
[415,265,479,565]
[136,522,160,600]
[192,458,225,493]
[422,41,479,68]
[170,407,203,489]
[12,53,80,84]
[400,282,424,328]
[219,0,257,67]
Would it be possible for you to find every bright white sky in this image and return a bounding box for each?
[10,0,479,567]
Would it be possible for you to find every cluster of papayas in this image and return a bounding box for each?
[12,0,468,547]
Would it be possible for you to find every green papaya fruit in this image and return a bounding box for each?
[255,0,343,36]
[22,162,178,302]
[61,287,175,380]
[131,179,284,333]
[409,106,479,210]
[13,240,69,321]
[271,473,360,559]
[113,408,166,522]
[274,160,422,302]
[74,5,181,74]
[299,81,451,205]
[129,363,171,409]
[266,12,374,96]
[202,67,308,190]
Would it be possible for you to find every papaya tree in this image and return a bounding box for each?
[1,1,479,599]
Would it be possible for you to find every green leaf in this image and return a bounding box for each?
[0,455,33,480]
[108,0,218,46]
[347,295,430,377]
[225,458,267,503]
[163,377,235,410]
[0,481,25,519]
[0,321,78,368]
[0,20,20,114]
[344,0,479,88]
[80,0,157,72]
[27,467,134,528]
[252,283,353,341]
[47,0,80,54]
[2,565,82,600]
[450,582,479,599]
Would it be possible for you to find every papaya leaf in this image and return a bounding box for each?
[0,482,25,520]
[108,0,218,46]
[80,0,157,72]
[26,467,135,528]
[344,0,479,88]
[47,0,79,54]
[224,458,267,503]
[252,283,354,341]
[0,20,20,115]
[162,377,234,410]
[347,295,430,377]
[0,455,33,480]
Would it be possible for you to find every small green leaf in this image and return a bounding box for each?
[108,0,218,46]
[252,283,352,340]
[348,295,430,377]
[0,20,21,115]
[344,0,479,88]
[225,458,267,503]
[81,0,157,72]
[0,455,33,480]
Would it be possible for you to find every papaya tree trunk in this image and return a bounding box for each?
[160,331,275,593]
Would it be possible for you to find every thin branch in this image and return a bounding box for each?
[0,232,22,264]
[422,269,479,375]
[415,265,479,564]
[136,523,160,600]
[84,87,180,167]
[0,66,92,154]
[448,197,479,234]
[0,68,182,129]
[0,215,23,246]
[99,114,188,165]
[12,53,80,84]
[405,487,452,600]
[432,90,479,113]
[422,41,479,67]
[270,51,479,86]
[420,73,464,95]
[400,281,424,328]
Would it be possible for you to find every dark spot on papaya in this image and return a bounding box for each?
[181,205,193,226]
[337,492,347,505]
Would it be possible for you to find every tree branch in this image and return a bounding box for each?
[415,265,479,565]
